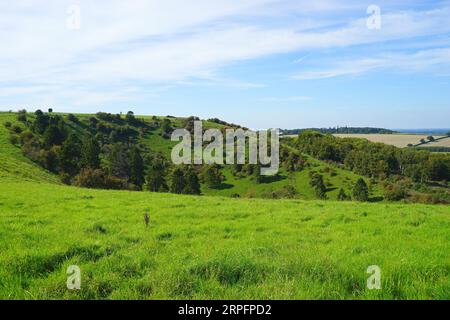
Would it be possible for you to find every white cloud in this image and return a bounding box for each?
[1,1,450,108]
[293,48,450,79]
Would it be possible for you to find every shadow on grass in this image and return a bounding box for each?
[209,183,234,190]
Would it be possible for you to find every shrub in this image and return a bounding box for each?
[39,147,59,173]
[4,121,12,128]
[74,168,106,188]
[275,185,298,199]
[384,184,407,201]
[202,165,224,188]
[9,134,19,145]
[337,188,348,201]
[59,172,72,185]
[352,178,369,202]
[19,131,35,145]
[67,114,79,123]
[17,109,27,122]
[12,125,23,134]
[22,138,41,162]
[73,168,129,190]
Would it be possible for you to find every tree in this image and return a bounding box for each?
[145,159,168,192]
[125,111,136,124]
[427,135,435,142]
[202,164,224,188]
[161,119,172,138]
[183,166,201,195]
[424,157,449,181]
[107,143,130,179]
[39,147,59,173]
[58,133,81,176]
[17,109,27,122]
[447,131,450,137]
[33,109,49,134]
[169,167,186,194]
[81,136,100,169]
[43,125,63,148]
[310,173,327,199]
[284,152,306,172]
[252,164,264,183]
[48,108,53,113]
[67,114,79,123]
[337,188,347,201]
[352,178,369,202]
[130,146,145,188]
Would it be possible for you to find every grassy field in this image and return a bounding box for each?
[0,181,449,299]
[0,111,449,300]
[333,133,446,148]
[419,137,450,148]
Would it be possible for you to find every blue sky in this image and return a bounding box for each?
[1,0,450,129]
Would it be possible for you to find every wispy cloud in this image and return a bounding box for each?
[1,1,450,110]
[293,48,450,80]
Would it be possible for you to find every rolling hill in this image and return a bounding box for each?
[0,111,449,300]
[0,111,381,201]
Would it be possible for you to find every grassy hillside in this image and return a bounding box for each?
[202,155,382,200]
[0,112,380,201]
[0,112,59,184]
[0,181,449,299]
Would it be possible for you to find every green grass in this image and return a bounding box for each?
[0,111,449,300]
[0,112,59,184]
[0,181,449,299]
[202,156,383,201]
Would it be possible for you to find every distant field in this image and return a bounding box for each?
[420,138,450,148]
[333,134,446,148]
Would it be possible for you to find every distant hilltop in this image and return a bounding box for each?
[280,127,396,136]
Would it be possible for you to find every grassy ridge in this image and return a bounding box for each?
[0,112,59,184]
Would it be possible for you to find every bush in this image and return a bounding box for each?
[384,184,407,201]
[17,109,27,122]
[59,172,72,185]
[275,185,298,199]
[73,168,129,190]
[11,125,23,134]
[337,188,348,201]
[21,138,41,162]
[67,114,79,123]
[19,131,35,145]
[9,134,19,145]
[352,178,369,202]
[39,147,59,173]
[73,168,106,188]
[4,121,12,128]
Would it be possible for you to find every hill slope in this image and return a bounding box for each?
[0,112,381,201]
[0,113,59,184]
